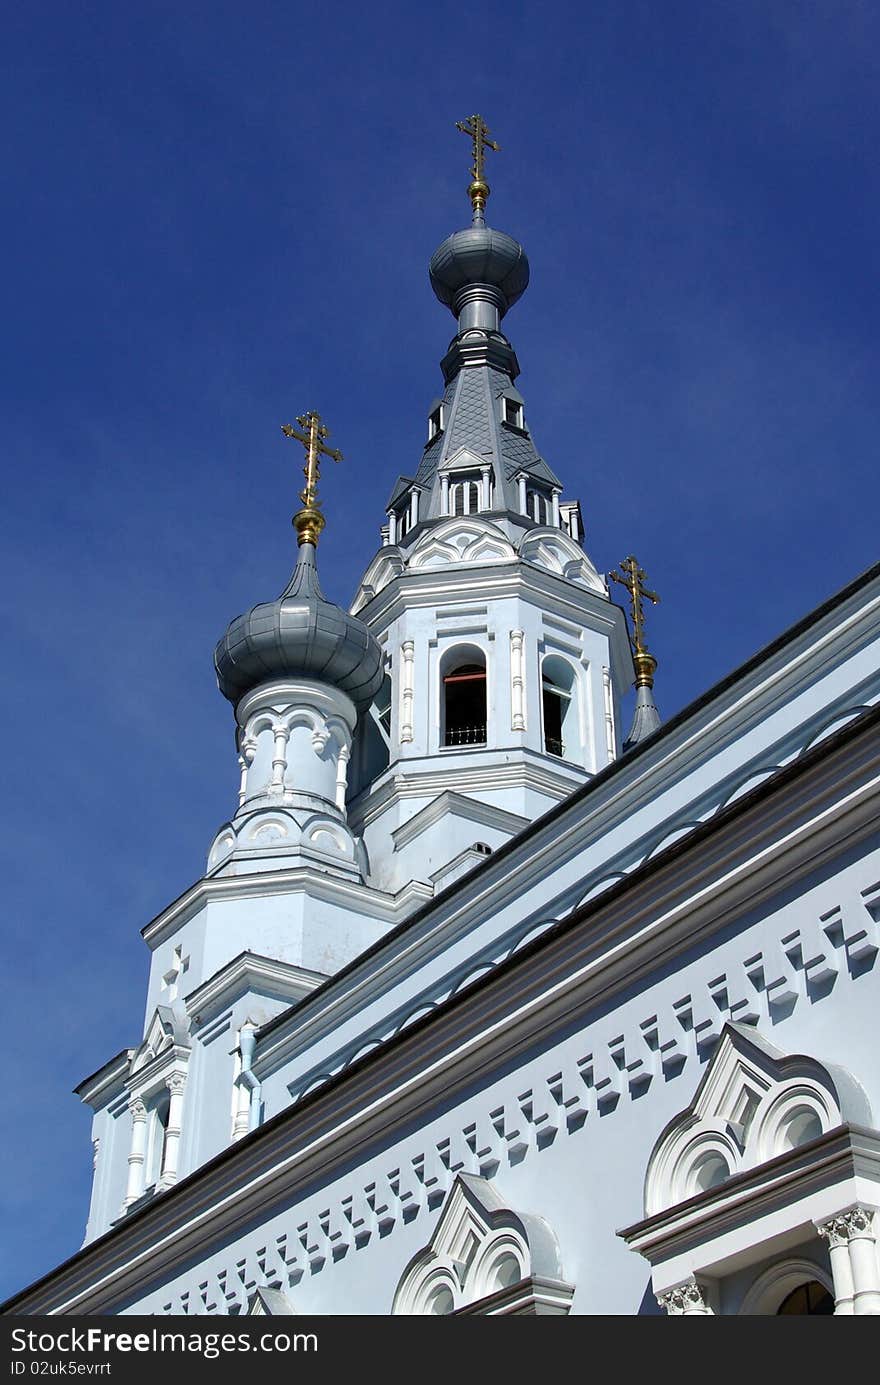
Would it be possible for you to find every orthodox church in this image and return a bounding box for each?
[5,119,880,1318]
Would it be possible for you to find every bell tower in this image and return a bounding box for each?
[346,117,635,895]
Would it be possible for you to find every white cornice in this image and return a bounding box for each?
[75,1050,135,1110]
[391,791,530,852]
[141,867,432,949]
[184,953,327,1026]
[617,1124,880,1293]
[349,755,584,833]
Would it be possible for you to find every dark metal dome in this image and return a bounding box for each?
[214,544,384,712]
[429,225,530,318]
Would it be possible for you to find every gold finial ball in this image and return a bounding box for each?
[633,650,658,688]
[293,506,326,547]
[468,177,490,202]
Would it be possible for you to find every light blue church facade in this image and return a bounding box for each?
[6,131,880,1318]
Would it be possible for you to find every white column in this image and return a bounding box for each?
[400,640,415,744]
[160,1073,187,1187]
[237,741,256,809]
[440,474,449,515]
[846,1208,880,1314]
[388,510,398,545]
[124,1100,148,1208]
[517,474,527,514]
[480,466,491,511]
[270,724,290,793]
[510,629,526,731]
[409,489,419,530]
[657,1278,713,1315]
[335,745,350,812]
[602,666,616,763]
[551,489,561,527]
[817,1217,855,1314]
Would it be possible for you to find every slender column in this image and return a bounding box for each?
[845,1208,880,1314]
[409,489,419,530]
[335,745,350,812]
[510,629,526,731]
[440,473,449,515]
[270,724,290,792]
[817,1216,855,1314]
[237,741,256,809]
[160,1074,187,1187]
[518,474,527,514]
[480,466,491,512]
[124,1100,148,1208]
[602,667,616,763]
[657,1278,713,1315]
[551,489,561,527]
[388,510,397,545]
[400,640,415,744]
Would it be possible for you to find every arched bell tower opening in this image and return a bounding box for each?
[541,655,581,762]
[441,645,487,748]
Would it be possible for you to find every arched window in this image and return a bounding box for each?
[541,656,578,759]
[451,480,480,516]
[442,647,487,747]
[776,1281,834,1315]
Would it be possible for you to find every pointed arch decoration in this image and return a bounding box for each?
[392,1174,574,1315]
[619,1023,880,1315]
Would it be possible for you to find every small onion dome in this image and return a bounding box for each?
[214,543,384,712]
[429,225,530,318]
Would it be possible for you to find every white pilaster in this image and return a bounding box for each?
[440,474,449,515]
[602,666,616,763]
[400,640,415,744]
[510,629,526,731]
[335,745,350,812]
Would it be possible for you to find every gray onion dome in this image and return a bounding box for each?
[429,225,530,319]
[214,543,384,712]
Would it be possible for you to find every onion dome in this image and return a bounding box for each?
[429,225,529,321]
[214,542,384,712]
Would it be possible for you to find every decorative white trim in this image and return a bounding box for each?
[510,629,526,731]
[392,1175,573,1316]
[739,1257,834,1316]
[400,640,415,744]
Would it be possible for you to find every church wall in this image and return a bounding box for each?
[107,807,879,1316]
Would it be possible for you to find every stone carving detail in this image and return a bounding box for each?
[657,1277,711,1315]
[818,1206,875,1246]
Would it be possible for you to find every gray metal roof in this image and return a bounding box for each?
[214,543,384,712]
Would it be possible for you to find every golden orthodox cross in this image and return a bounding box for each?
[455,113,500,220]
[609,555,660,658]
[280,410,343,546]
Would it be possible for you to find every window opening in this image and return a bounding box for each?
[451,480,480,516]
[776,1282,834,1315]
[503,398,523,429]
[542,672,569,757]
[443,660,487,747]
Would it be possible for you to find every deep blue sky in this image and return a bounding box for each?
[2,1,878,1300]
